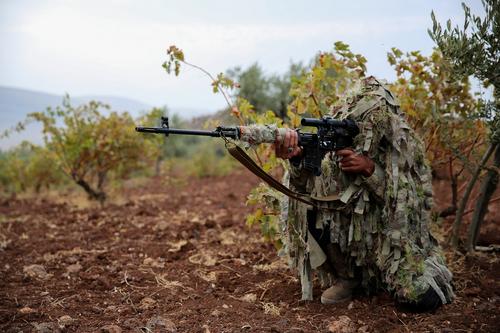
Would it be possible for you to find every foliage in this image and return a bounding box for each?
[246,183,283,248]
[0,142,31,193]
[164,42,368,245]
[136,107,192,175]
[226,62,305,119]
[429,0,499,100]
[430,0,499,250]
[26,96,155,203]
[388,49,485,178]
[0,142,64,194]
[186,140,237,178]
[287,41,367,127]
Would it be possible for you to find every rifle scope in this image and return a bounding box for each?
[301,117,359,136]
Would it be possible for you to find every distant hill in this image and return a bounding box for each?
[0,86,216,150]
[0,86,152,123]
[0,86,152,149]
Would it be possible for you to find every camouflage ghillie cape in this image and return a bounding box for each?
[240,76,454,304]
[275,76,454,303]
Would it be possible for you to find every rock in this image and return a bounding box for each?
[143,257,165,268]
[167,240,188,252]
[139,297,156,310]
[23,264,52,280]
[155,221,169,231]
[357,325,370,333]
[100,324,122,333]
[58,315,76,328]
[66,263,82,274]
[240,293,257,303]
[146,316,177,332]
[210,309,221,317]
[105,305,118,313]
[33,322,61,333]
[327,315,356,333]
[19,307,36,314]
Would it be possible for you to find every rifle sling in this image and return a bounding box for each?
[226,144,315,207]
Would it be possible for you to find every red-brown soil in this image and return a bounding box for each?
[0,169,499,332]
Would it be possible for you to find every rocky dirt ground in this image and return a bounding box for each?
[0,169,499,332]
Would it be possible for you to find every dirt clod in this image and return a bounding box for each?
[58,315,76,328]
[18,307,35,314]
[33,322,60,333]
[327,315,356,333]
[23,264,52,280]
[145,316,176,333]
[66,263,82,274]
[139,297,156,310]
[357,325,369,333]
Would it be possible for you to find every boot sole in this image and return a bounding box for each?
[320,294,352,305]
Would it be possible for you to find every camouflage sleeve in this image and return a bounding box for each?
[238,124,287,145]
[361,162,385,202]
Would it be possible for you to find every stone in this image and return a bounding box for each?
[240,293,257,303]
[19,307,36,314]
[66,263,82,274]
[327,315,356,333]
[357,325,370,333]
[139,297,156,310]
[58,315,76,328]
[23,264,52,280]
[210,309,221,317]
[146,316,177,332]
[33,322,61,333]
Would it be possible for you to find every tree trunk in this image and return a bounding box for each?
[155,155,162,177]
[76,178,106,205]
[466,143,500,251]
[450,143,496,248]
[440,158,458,217]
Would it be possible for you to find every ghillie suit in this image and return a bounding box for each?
[278,76,454,306]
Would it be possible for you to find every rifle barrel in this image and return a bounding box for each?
[135,127,221,137]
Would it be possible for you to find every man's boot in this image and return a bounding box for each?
[320,278,359,304]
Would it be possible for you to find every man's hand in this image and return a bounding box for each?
[274,128,302,159]
[336,149,375,177]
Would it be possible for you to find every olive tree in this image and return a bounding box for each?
[429,0,500,250]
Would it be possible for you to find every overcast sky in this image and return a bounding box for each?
[0,0,485,116]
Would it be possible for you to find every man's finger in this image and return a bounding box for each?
[340,155,357,163]
[336,149,355,157]
[341,166,362,172]
[284,130,291,151]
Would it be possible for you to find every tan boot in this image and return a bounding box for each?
[320,278,359,304]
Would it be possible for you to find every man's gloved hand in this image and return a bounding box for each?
[274,128,302,159]
[336,149,375,177]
